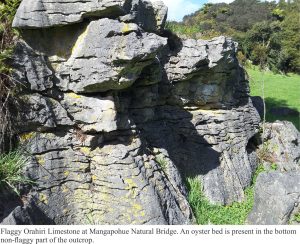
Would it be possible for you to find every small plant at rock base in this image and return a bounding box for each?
[0,149,32,195]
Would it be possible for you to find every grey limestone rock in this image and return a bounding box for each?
[259,121,300,172]
[164,36,247,108]
[56,18,167,93]
[246,121,300,225]
[13,0,128,28]
[120,0,167,33]
[16,18,167,93]
[129,102,260,205]
[1,206,35,225]
[13,0,167,33]
[1,204,54,225]
[61,93,117,133]
[17,132,193,225]
[18,93,73,131]
[164,36,238,83]
[247,171,300,225]
[12,41,54,91]
[8,0,263,224]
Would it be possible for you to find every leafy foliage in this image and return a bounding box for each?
[166,0,300,73]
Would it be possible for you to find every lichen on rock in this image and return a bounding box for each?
[2,0,263,225]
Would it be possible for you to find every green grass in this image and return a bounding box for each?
[186,164,265,225]
[247,66,300,130]
[0,149,32,195]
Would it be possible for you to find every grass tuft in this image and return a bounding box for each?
[186,164,265,225]
[0,149,32,195]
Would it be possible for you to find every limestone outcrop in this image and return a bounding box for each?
[2,0,262,224]
[247,121,300,225]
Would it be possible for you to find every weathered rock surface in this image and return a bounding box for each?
[13,0,127,28]
[4,0,262,224]
[247,121,300,225]
[13,0,167,33]
[14,18,167,93]
[259,121,300,172]
[247,171,300,225]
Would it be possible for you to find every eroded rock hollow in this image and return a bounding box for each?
[5,0,261,224]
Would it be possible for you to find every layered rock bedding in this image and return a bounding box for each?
[1,0,298,225]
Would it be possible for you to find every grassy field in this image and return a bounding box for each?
[247,67,300,130]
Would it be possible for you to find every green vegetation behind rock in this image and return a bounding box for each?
[167,0,300,74]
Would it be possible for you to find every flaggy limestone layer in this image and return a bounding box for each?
[3,0,260,224]
[13,0,167,33]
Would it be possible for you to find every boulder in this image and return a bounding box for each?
[247,171,300,225]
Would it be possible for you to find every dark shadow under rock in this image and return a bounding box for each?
[270,107,299,117]
[251,96,264,119]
